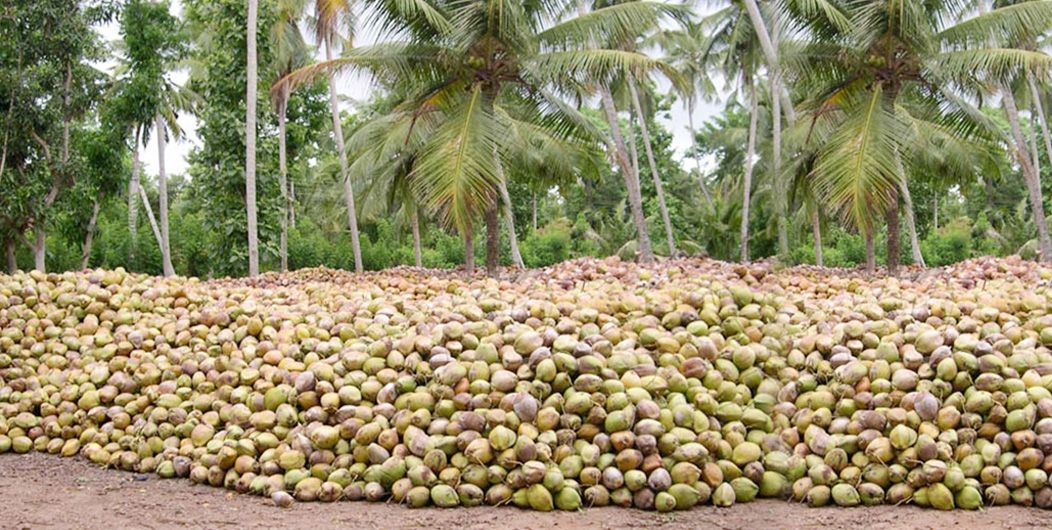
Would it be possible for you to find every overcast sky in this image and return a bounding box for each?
[98,1,724,178]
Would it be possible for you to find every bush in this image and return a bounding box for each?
[521,220,571,268]
[922,217,972,267]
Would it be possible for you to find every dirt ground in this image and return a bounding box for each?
[3,455,1052,530]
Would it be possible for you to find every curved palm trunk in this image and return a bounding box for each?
[277,90,290,272]
[32,228,44,272]
[80,191,102,269]
[599,85,653,262]
[742,0,794,125]
[811,208,823,267]
[933,195,939,231]
[1004,87,1052,261]
[128,129,141,262]
[740,78,759,263]
[625,112,640,181]
[1031,107,1042,177]
[411,209,422,268]
[139,185,164,254]
[531,192,538,232]
[245,0,260,277]
[485,203,499,277]
[463,225,475,274]
[495,152,524,268]
[628,76,676,255]
[898,178,925,267]
[156,115,174,276]
[327,39,363,273]
[864,229,875,274]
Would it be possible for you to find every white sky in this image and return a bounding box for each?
[98,1,722,178]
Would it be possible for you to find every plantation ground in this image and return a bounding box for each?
[2,453,1051,529]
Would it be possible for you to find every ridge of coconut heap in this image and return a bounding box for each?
[1,256,1052,510]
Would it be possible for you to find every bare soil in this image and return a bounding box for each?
[2,454,1052,529]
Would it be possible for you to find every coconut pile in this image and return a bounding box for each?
[1,255,1052,511]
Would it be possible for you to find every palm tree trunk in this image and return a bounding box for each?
[1028,75,1052,172]
[864,229,875,274]
[32,227,45,272]
[463,224,475,274]
[327,39,363,273]
[139,185,164,254]
[277,90,289,272]
[128,129,141,262]
[1031,106,1042,177]
[741,0,795,125]
[740,77,759,263]
[933,195,939,231]
[772,69,788,258]
[411,209,422,268]
[495,153,524,268]
[599,85,653,262]
[245,0,260,277]
[80,192,102,269]
[290,180,296,227]
[1003,86,1052,261]
[531,192,538,232]
[156,115,174,276]
[485,203,499,276]
[628,75,676,255]
[886,189,901,276]
[811,208,823,267]
[687,101,714,208]
[898,179,925,267]
[625,111,641,183]
[4,237,15,273]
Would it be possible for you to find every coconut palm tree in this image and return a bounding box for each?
[245,0,260,276]
[795,0,1052,272]
[280,0,673,275]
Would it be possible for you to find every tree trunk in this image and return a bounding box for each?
[485,203,499,277]
[811,208,823,267]
[245,0,260,277]
[886,189,901,276]
[599,85,653,262]
[1028,75,1052,173]
[933,195,939,231]
[531,192,538,232]
[740,77,759,263]
[277,90,289,272]
[80,192,102,269]
[32,228,45,272]
[772,68,788,258]
[156,115,174,276]
[1003,87,1052,261]
[139,184,164,254]
[4,238,15,274]
[411,209,422,268]
[290,180,296,227]
[327,39,363,273]
[864,229,875,274]
[628,75,676,255]
[1031,105,1042,177]
[741,0,795,125]
[626,112,640,182]
[495,152,524,268]
[898,178,925,267]
[687,101,714,208]
[128,129,141,262]
[463,225,475,274]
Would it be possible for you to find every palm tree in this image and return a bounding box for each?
[281,0,672,275]
[312,0,363,273]
[271,0,311,271]
[793,0,1052,273]
[246,0,260,276]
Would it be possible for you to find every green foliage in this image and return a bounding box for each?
[522,220,573,268]
[922,217,973,267]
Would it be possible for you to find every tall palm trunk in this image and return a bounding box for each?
[772,69,788,258]
[687,101,714,208]
[531,192,538,232]
[1003,87,1052,261]
[156,115,174,276]
[463,224,475,274]
[1031,107,1042,177]
[139,185,164,254]
[277,89,290,272]
[886,189,900,276]
[128,128,141,262]
[740,77,759,263]
[495,152,524,268]
[4,238,14,273]
[290,180,296,227]
[410,209,422,268]
[32,228,45,272]
[80,191,102,269]
[628,75,676,255]
[599,86,653,262]
[625,111,641,181]
[245,0,260,277]
[485,203,499,277]
[742,0,795,125]
[327,38,363,273]
[811,208,823,267]
[898,179,925,267]
[933,195,939,231]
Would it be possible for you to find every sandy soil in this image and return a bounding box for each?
[3,454,1052,529]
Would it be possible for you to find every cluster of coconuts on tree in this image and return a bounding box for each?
[2,256,1052,511]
